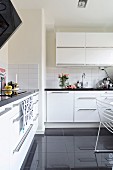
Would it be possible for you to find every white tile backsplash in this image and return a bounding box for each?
[8,64,39,90]
[18,64,29,69]
[46,66,113,88]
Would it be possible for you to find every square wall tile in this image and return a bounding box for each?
[18,64,29,69]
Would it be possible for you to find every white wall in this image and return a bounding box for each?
[8,9,42,64]
[8,9,46,133]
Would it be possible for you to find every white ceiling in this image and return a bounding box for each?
[12,0,113,29]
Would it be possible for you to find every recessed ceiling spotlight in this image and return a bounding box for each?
[78,0,88,8]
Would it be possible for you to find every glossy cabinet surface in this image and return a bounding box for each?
[0,104,12,170]
[56,32,85,47]
[32,92,39,134]
[86,48,113,65]
[56,32,113,66]
[86,33,113,47]
[46,91,113,123]
[0,92,39,170]
[47,91,74,122]
[56,48,85,65]
[74,92,100,122]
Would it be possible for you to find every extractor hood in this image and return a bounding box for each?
[0,0,22,48]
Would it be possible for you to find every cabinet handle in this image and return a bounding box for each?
[33,100,39,105]
[13,103,20,107]
[33,114,39,121]
[13,115,23,123]
[51,92,69,94]
[0,107,12,116]
[57,63,85,66]
[106,109,112,111]
[78,109,96,111]
[13,124,33,154]
[77,97,96,99]
[57,46,85,48]
[33,93,38,97]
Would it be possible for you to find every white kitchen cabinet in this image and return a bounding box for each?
[86,33,113,47]
[85,33,113,66]
[56,32,113,66]
[46,91,74,122]
[32,92,39,134]
[56,32,85,66]
[10,124,34,170]
[0,92,38,170]
[56,48,85,65]
[74,92,100,122]
[100,91,113,97]
[56,32,85,47]
[75,108,99,122]
[86,48,113,65]
[0,104,12,170]
[10,95,35,170]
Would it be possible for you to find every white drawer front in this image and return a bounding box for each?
[74,108,99,122]
[100,91,113,97]
[75,97,97,108]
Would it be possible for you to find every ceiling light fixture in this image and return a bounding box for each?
[78,0,88,8]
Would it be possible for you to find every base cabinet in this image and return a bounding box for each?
[0,105,12,170]
[74,92,100,122]
[46,91,113,123]
[74,108,99,122]
[0,92,39,170]
[47,91,74,122]
[10,124,34,170]
[32,92,39,134]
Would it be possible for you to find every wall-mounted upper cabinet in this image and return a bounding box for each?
[56,32,113,66]
[86,48,113,65]
[86,33,113,47]
[56,32,85,47]
[56,48,85,65]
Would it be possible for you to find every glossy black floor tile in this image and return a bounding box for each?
[45,128,64,136]
[22,128,113,170]
[63,128,98,136]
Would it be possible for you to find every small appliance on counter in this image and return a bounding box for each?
[96,77,113,89]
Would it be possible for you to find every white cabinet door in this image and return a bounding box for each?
[86,48,113,65]
[56,32,85,47]
[0,105,12,170]
[10,124,34,170]
[56,48,85,65]
[33,93,39,134]
[47,91,74,122]
[86,33,113,47]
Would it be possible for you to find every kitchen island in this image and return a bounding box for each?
[0,89,39,170]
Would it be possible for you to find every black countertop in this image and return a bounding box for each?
[0,89,39,107]
[45,88,113,91]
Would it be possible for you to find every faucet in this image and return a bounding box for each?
[81,73,85,88]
